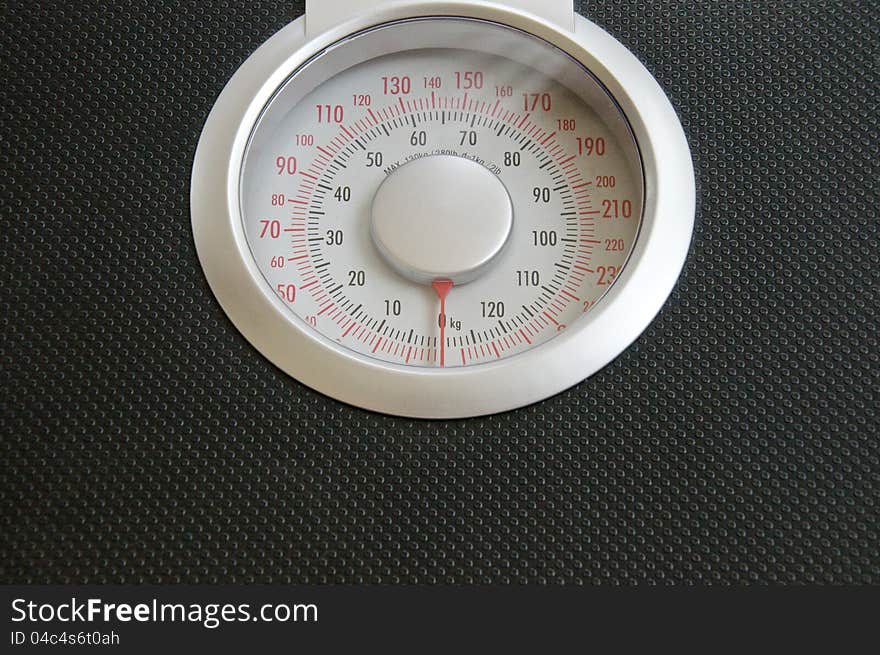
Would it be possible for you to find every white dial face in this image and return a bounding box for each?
[241,18,643,369]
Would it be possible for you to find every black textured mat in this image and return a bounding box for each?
[1,1,878,584]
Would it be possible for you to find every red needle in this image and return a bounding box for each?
[432,279,453,367]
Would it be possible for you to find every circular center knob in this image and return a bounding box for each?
[371,155,513,285]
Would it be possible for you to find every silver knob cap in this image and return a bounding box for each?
[371,155,514,285]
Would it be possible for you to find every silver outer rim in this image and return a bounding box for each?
[191,1,696,419]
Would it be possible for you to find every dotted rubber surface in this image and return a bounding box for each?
[1,1,878,584]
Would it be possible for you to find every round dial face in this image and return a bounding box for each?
[241,18,643,369]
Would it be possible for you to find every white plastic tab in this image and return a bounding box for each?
[305,0,575,36]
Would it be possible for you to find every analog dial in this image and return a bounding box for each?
[241,18,643,369]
